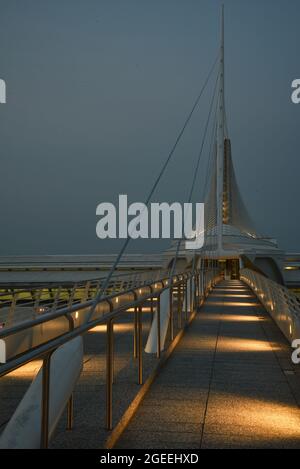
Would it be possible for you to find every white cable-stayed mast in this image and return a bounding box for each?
[216,4,225,253]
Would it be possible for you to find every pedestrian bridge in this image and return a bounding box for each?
[116,280,300,449]
[1,273,300,449]
[0,7,299,450]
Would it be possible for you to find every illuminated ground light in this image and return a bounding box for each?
[210,393,300,440]
[203,314,264,323]
[214,288,252,295]
[89,323,133,333]
[5,360,43,379]
[207,301,261,307]
[217,338,280,352]
[211,293,254,298]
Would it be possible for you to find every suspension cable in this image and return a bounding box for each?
[169,70,220,280]
[87,54,220,318]
[202,98,218,200]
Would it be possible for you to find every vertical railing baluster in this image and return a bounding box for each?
[169,287,174,341]
[185,280,188,322]
[41,351,53,448]
[67,394,74,430]
[138,306,143,385]
[133,306,138,359]
[157,295,161,358]
[106,319,113,430]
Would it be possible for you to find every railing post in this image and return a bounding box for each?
[189,276,192,314]
[130,288,140,360]
[67,393,74,430]
[8,293,17,326]
[34,289,42,312]
[106,319,113,430]
[178,284,182,329]
[169,287,174,341]
[199,271,202,304]
[197,273,199,307]
[157,295,161,359]
[149,285,155,329]
[133,306,138,359]
[112,321,115,385]
[194,274,198,310]
[184,280,187,322]
[138,306,143,385]
[40,351,53,449]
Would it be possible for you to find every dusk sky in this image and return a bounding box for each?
[0,0,299,255]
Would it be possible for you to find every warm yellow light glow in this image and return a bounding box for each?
[6,360,42,379]
[207,392,300,440]
[126,306,152,313]
[208,301,261,308]
[211,293,254,299]
[115,297,119,304]
[218,337,280,352]
[90,324,106,332]
[75,311,79,320]
[203,313,264,323]
[89,323,133,333]
[290,324,293,335]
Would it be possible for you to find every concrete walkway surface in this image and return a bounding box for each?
[116,280,300,449]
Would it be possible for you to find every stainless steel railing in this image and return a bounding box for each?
[0,269,168,328]
[240,268,300,343]
[0,264,221,448]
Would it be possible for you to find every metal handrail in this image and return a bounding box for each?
[0,265,221,449]
[0,273,180,341]
[0,269,169,328]
[240,268,300,343]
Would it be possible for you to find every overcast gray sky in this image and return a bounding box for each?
[0,0,299,255]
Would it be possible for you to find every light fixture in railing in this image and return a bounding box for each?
[115,297,119,304]
[75,311,79,320]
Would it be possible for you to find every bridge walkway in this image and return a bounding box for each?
[116,280,300,449]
